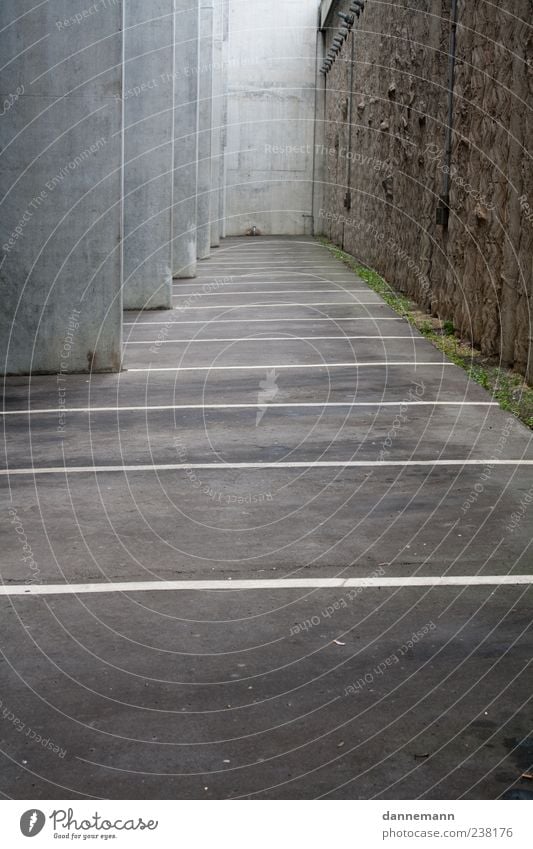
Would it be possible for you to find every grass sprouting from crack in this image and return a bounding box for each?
[318,237,533,429]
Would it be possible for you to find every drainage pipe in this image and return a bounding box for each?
[311,10,324,236]
[344,27,356,220]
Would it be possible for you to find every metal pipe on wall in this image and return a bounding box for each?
[312,8,327,234]
[344,27,356,221]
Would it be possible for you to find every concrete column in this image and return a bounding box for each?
[0,0,123,374]
[123,2,175,310]
[210,1,225,248]
[220,0,230,239]
[197,0,214,260]
[173,0,200,278]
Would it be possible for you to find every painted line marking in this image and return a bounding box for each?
[0,402,498,417]
[126,362,451,373]
[184,284,366,295]
[2,575,532,597]
[124,336,426,345]
[124,318,405,326]
[168,302,386,310]
[172,289,372,296]
[201,271,356,274]
[193,264,349,268]
[2,460,531,477]
[174,280,361,287]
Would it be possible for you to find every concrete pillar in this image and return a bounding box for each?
[173,0,200,279]
[220,0,230,240]
[210,1,225,248]
[197,0,214,260]
[123,2,175,310]
[0,1,123,374]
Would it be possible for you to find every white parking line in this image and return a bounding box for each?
[2,460,531,476]
[0,402,498,417]
[192,264,355,266]
[172,289,371,296]
[184,284,366,295]
[124,336,424,345]
[169,302,385,310]
[124,318,405,326]
[2,575,532,597]
[173,284,360,295]
[127,362,451,373]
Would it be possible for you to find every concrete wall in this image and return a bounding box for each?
[318,0,533,382]
[225,0,318,236]
[123,1,175,309]
[0,0,124,374]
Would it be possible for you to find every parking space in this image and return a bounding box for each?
[1,237,532,800]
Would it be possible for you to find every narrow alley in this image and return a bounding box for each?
[1,0,532,831]
[1,238,532,800]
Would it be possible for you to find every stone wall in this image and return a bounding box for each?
[317,0,533,381]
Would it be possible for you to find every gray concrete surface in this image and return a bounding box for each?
[173,0,201,279]
[210,0,228,248]
[196,1,215,260]
[1,238,532,800]
[123,2,175,310]
[0,0,123,374]
[0,587,531,800]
